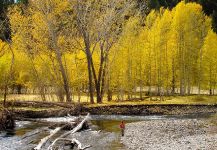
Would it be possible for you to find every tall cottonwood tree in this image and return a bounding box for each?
[70,0,134,103]
[171,2,210,95]
[10,0,73,102]
[0,39,15,106]
[202,30,217,95]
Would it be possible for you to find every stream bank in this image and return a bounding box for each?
[82,104,217,115]
[13,104,217,118]
[0,113,217,150]
[1,101,217,149]
[2,100,217,118]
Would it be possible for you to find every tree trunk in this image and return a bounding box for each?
[78,87,81,103]
[40,86,46,101]
[99,52,109,103]
[198,48,203,95]
[54,47,71,102]
[171,58,175,96]
[47,20,71,103]
[209,63,212,95]
[107,74,112,101]
[17,84,22,94]
[86,49,94,104]
[57,87,64,102]
[3,85,7,108]
[107,89,112,101]
[187,75,191,95]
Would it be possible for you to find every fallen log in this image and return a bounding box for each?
[34,127,62,150]
[47,115,83,130]
[34,122,76,150]
[48,113,90,150]
[34,113,90,150]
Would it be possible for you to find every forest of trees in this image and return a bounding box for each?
[0,0,217,103]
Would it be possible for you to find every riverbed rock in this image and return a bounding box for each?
[122,119,217,150]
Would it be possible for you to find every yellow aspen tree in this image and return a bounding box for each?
[202,30,217,95]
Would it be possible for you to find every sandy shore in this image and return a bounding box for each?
[122,118,217,150]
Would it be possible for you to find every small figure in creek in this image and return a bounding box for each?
[120,121,125,136]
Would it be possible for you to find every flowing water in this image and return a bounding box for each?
[0,113,216,150]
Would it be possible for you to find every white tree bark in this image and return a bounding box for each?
[34,113,90,150]
[34,127,62,150]
[48,113,90,150]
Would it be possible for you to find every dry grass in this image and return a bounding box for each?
[1,94,217,107]
[87,95,217,107]
[0,94,92,103]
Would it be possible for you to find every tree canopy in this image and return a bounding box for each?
[0,0,217,103]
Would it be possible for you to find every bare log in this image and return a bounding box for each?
[48,113,90,150]
[34,127,62,150]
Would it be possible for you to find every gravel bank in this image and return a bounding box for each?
[122,119,217,150]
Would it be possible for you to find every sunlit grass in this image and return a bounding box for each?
[0,94,92,103]
[1,94,217,108]
[8,106,61,111]
[87,95,217,107]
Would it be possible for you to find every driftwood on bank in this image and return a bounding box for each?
[34,127,62,150]
[48,113,90,150]
[48,115,82,130]
[34,113,90,150]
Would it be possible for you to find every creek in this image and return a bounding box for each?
[0,113,216,150]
